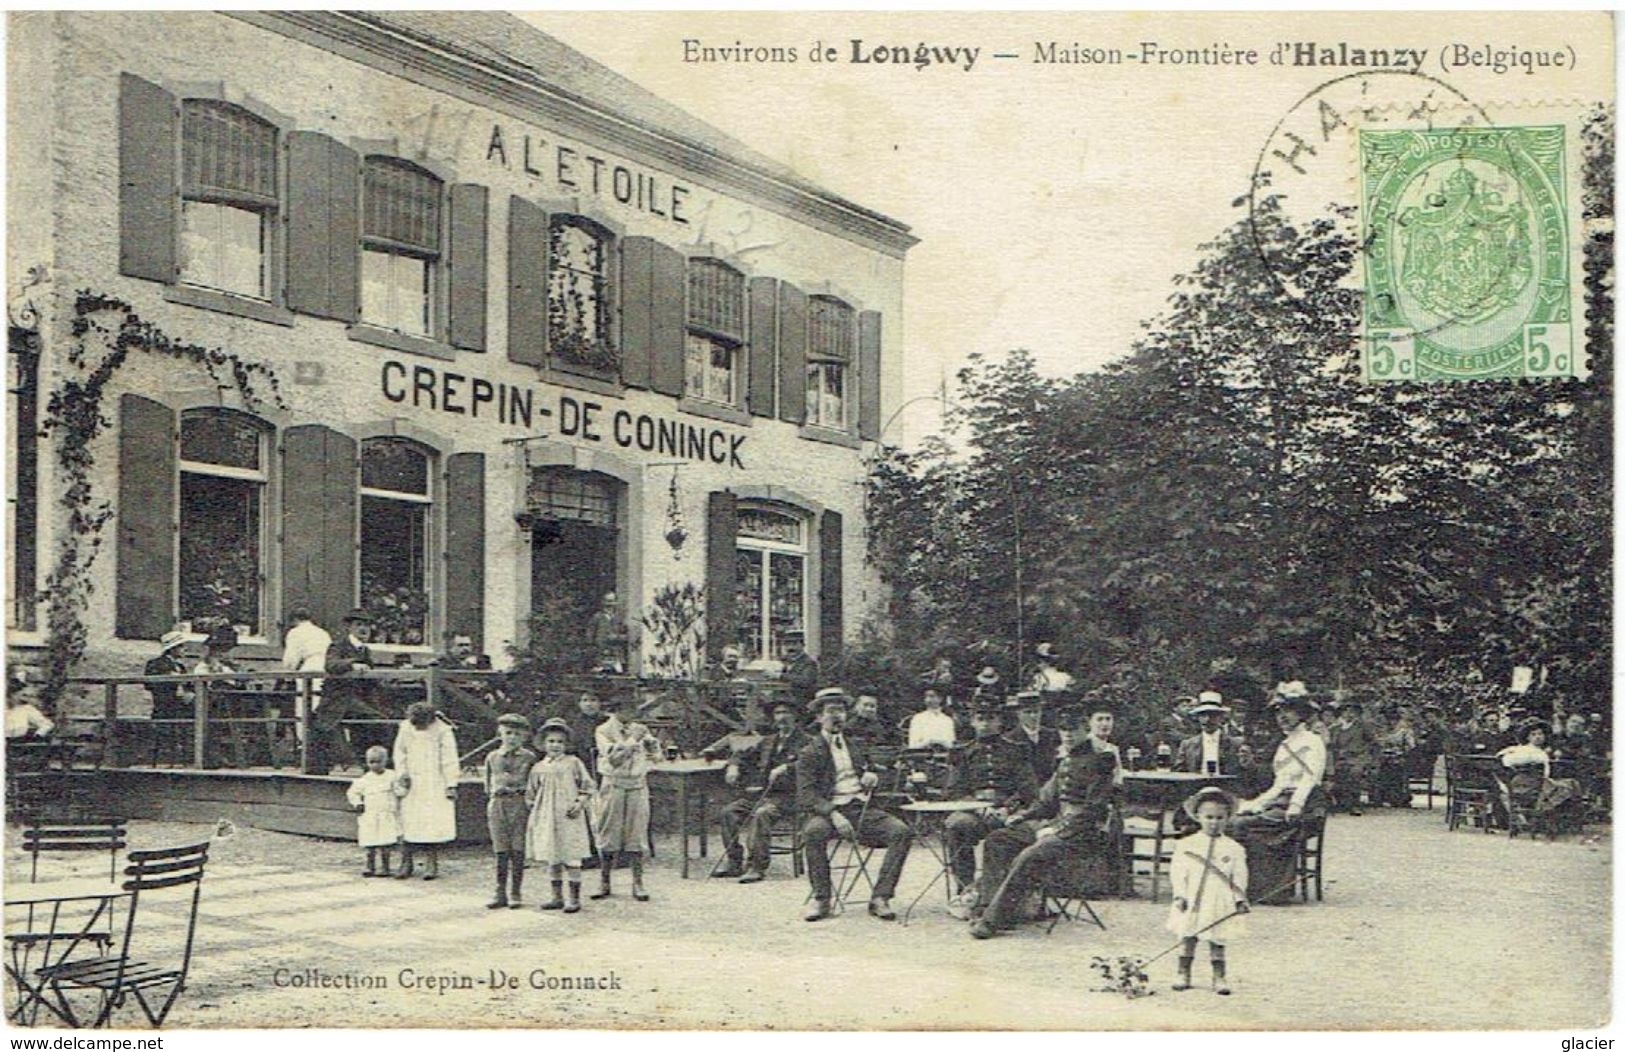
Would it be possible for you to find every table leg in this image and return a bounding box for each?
[678,777,691,879]
[698,786,710,860]
[901,814,950,926]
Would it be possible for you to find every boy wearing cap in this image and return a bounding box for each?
[484,714,539,909]
[1176,693,1251,778]
[797,688,913,921]
[718,698,809,882]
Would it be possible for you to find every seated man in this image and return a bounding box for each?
[943,698,1038,917]
[969,730,1119,940]
[798,687,913,922]
[717,699,808,881]
[1176,692,1251,777]
[907,684,957,749]
[1003,690,1063,782]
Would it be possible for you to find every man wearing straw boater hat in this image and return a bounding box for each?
[797,687,913,922]
[144,628,196,764]
[314,608,383,774]
[1175,691,1251,777]
[1229,680,1328,904]
[1002,690,1064,781]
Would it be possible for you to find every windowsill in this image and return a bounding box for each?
[798,424,862,450]
[164,285,295,328]
[678,397,752,427]
[347,324,456,362]
[5,630,45,649]
[370,643,435,666]
[543,365,625,400]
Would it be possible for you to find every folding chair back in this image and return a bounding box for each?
[39,840,210,1028]
[23,817,128,882]
[768,804,805,877]
[1445,755,1499,832]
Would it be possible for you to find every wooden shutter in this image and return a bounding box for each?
[281,425,357,636]
[619,236,656,389]
[859,310,883,441]
[747,277,777,418]
[116,395,176,639]
[448,184,488,352]
[444,453,486,649]
[507,196,548,366]
[819,510,843,664]
[705,490,738,661]
[777,283,808,425]
[118,74,177,284]
[648,240,687,397]
[286,131,359,322]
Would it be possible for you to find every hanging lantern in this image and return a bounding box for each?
[664,467,688,557]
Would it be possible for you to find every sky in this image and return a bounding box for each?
[533,10,1610,446]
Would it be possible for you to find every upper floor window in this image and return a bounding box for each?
[180,100,278,299]
[685,259,745,405]
[548,216,616,373]
[361,158,442,338]
[178,408,270,637]
[359,439,435,646]
[807,296,854,429]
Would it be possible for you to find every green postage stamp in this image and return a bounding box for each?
[1361,124,1579,382]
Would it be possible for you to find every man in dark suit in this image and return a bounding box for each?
[779,630,820,697]
[313,609,385,774]
[717,698,809,882]
[1002,690,1064,782]
[944,697,1038,914]
[797,687,913,921]
[1175,692,1252,777]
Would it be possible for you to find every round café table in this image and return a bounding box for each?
[899,799,991,924]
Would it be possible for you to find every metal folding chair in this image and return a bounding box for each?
[36,840,209,1028]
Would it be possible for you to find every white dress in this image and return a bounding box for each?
[345,769,403,848]
[1165,832,1249,941]
[526,754,595,865]
[392,719,461,844]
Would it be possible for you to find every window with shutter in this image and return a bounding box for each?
[735,504,809,664]
[684,258,745,406]
[180,100,277,300]
[358,438,435,646]
[177,408,271,637]
[806,296,854,429]
[361,158,443,338]
[547,215,617,374]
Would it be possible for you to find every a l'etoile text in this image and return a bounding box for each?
[682,38,981,71]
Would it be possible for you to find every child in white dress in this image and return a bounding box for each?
[526,718,596,913]
[345,745,404,876]
[1166,786,1250,994]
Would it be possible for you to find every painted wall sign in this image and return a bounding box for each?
[379,360,746,468]
[487,124,691,227]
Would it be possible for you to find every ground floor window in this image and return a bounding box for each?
[359,439,433,645]
[735,505,807,662]
[177,409,268,636]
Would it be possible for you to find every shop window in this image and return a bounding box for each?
[7,330,39,631]
[361,158,442,338]
[548,216,616,373]
[734,505,807,663]
[685,258,745,405]
[359,439,434,646]
[178,409,269,636]
[806,296,853,429]
[179,100,277,299]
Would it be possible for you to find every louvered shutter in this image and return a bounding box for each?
[819,510,843,663]
[705,490,739,660]
[859,310,883,441]
[748,277,778,418]
[286,132,359,321]
[507,196,548,366]
[118,74,177,283]
[448,184,489,351]
[777,283,808,425]
[619,236,656,389]
[444,453,486,649]
[116,395,176,638]
[282,425,358,635]
[647,240,687,397]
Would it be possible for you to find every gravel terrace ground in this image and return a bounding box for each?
[4,803,1611,1031]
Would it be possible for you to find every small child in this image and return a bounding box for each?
[592,694,660,901]
[345,746,404,877]
[1166,786,1250,995]
[525,717,596,913]
[485,713,539,909]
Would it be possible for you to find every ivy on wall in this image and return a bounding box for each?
[36,290,285,704]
